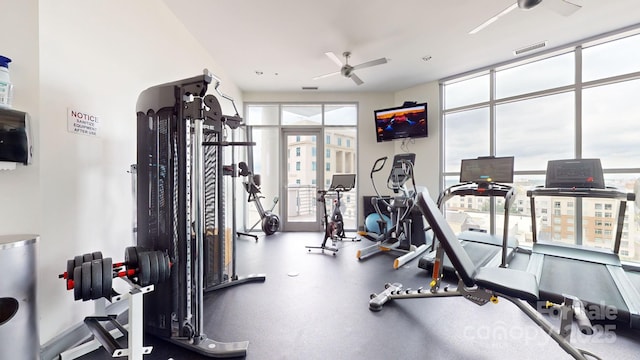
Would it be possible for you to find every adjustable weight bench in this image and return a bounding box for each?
[369,189,600,360]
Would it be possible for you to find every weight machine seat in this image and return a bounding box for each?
[416,190,539,302]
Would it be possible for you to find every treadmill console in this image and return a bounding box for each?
[460,156,514,184]
[545,158,605,189]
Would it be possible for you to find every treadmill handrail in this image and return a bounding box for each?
[527,186,635,252]
[527,187,635,201]
[436,181,516,268]
[438,182,514,206]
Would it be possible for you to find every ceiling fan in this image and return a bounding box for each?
[469,0,582,34]
[313,51,388,85]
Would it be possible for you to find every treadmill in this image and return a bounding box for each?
[418,156,519,272]
[524,158,640,328]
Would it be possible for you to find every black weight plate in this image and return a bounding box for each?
[67,259,75,280]
[125,246,139,274]
[102,257,112,301]
[155,252,164,283]
[151,251,161,284]
[163,253,171,282]
[73,266,82,301]
[156,251,169,284]
[92,251,103,260]
[148,251,159,285]
[91,260,102,300]
[163,252,171,282]
[74,255,84,269]
[138,252,151,287]
[81,262,92,302]
[83,253,93,263]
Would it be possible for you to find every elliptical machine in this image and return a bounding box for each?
[356,153,430,269]
[306,174,359,255]
[237,161,280,240]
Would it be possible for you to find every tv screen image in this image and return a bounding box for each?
[374,103,427,142]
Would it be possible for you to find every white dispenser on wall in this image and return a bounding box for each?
[0,108,31,165]
[0,56,31,167]
[0,55,12,109]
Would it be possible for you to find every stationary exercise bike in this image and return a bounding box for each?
[237,161,280,240]
[306,174,359,255]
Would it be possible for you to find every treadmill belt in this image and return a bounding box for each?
[539,256,627,311]
[462,242,500,268]
[626,271,640,291]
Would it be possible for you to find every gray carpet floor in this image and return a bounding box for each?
[80,232,640,359]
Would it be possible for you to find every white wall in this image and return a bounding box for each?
[33,0,241,344]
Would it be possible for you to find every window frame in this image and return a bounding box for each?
[440,26,640,263]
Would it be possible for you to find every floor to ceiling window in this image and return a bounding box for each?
[242,103,358,233]
[441,28,640,263]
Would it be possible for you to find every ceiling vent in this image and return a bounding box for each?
[302,86,318,90]
[513,41,548,55]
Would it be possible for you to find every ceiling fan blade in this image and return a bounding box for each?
[544,0,581,16]
[469,2,518,34]
[325,52,344,67]
[350,73,364,86]
[352,57,388,71]
[312,70,341,80]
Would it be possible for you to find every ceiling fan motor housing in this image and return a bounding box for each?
[341,65,353,78]
[518,0,543,9]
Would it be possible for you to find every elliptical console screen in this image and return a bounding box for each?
[460,156,514,184]
[545,158,605,189]
[388,153,416,188]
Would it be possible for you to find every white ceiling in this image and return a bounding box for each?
[162,0,640,93]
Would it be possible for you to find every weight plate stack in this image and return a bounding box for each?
[134,250,171,286]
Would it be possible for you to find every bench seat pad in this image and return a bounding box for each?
[474,267,539,302]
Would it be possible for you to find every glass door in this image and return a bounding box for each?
[282,129,324,231]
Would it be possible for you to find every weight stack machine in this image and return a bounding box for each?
[136,70,262,357]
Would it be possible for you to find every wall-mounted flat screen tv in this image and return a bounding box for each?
[374,103,427,142]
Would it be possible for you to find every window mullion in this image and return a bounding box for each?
[489,69,497,235]
[575,46,583,244]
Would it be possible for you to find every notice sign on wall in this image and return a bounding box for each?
[67,108,100,136]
